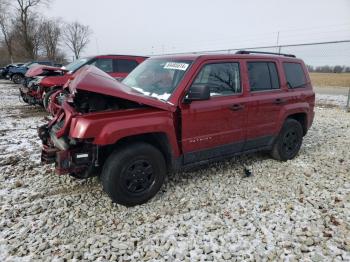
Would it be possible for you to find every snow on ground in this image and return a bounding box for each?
[316,93,348,108]
[0,80,349,261]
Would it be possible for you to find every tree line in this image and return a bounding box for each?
[0,0,92,66]
[307,65,350,73]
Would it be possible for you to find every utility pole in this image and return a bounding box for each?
[276,31,280,53]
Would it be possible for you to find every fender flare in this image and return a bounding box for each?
[276,102,310,133]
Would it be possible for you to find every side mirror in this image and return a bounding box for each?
[185,84,210,102]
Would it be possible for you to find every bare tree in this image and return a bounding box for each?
[40,18,61,60]
[63,21,92,59]
[15,0,50,59]
[0,0,15,62]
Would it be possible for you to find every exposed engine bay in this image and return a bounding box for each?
[69,90,144,113]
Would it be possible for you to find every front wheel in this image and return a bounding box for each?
[12,74,24,84]
[101,143,166,206]
[271,119,303,161]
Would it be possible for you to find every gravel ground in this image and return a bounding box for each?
[0,80,349,261]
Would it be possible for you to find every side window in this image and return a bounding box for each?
[248,62,280,91]
[193,62,241,96]
[283,62,306,88]
[92,58,113,73]
[115,59,139,73]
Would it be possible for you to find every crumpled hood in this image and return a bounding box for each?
[25,65,67,77]
[69,65,176,112]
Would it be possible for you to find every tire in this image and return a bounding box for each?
[43,89,58,110]
[19,89,29,103]
[69,173,87,180]
[12,74,24,84]
[101,143,166,206]
[271,119,303,161]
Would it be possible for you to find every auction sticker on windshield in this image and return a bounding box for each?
[164,62,189,71]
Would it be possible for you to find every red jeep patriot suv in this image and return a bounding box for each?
[38,51,315,206]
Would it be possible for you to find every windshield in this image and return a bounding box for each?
[64,58,90,72]
[122,59,192,101]
[22,62,31,67]
[28,63,39,68]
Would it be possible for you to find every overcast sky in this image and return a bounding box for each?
[44,0,350,65]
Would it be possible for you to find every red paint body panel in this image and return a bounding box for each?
[179,58,248,153]
[40,74,71,88]
[25,65,66,77]
[70,108,180,156]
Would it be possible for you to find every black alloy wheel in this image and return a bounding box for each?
[101,143,166,206]
[271,119,303,161]
[12,74,24,84]
[281,128,299,156]
[122,159,155,194]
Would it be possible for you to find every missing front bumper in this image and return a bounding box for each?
[39,124,99,176]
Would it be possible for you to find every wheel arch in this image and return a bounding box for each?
[278,103,310,136]
[106,132,175,172]
[286,112,308,136]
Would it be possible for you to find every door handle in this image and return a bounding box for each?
[230,104,244,111]
[274,98,285,105]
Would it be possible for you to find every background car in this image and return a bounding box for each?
[8,61,61,84]
[20,55,148,107]
[0,63,25,79]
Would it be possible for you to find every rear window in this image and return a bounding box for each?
[114,59,139,73]
[283,62,307,88]
[247,62,280,91]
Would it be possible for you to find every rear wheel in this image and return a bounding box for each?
[43,89,58,110]
[271,119,303,161]
[12,74,24,84]
[101,143,166,206]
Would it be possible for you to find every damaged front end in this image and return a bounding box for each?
[38,102,100,178]
[20,77,45,105]
[38,65,175,177]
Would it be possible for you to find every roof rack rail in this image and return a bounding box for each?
[235,50,296,58]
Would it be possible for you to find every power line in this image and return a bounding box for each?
[161,40,350,55]
[149,24,350,53]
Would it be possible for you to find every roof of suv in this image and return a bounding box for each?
[151,52,302,63]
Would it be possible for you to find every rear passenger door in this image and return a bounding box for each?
[244,60,285,150]
[112,59,139,80]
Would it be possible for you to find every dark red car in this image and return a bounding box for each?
[20,55,147,107]
[39,51,315,206]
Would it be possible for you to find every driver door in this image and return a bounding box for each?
[180,61,247,164]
